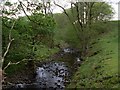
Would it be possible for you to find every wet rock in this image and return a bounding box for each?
[4,47,81,89]
[35,62,69,88]
[15,83,25,88]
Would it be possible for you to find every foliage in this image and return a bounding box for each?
[68,2,114,55]
[1,0,57,76]
[2,1,117,88]
[53,13,80,47]
[91,2,114,21]
[2,12,56,73]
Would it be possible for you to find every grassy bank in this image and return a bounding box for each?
[67,21,119,88]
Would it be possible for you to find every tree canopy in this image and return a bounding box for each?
[2,0,56,71]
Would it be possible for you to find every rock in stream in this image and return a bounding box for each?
[3,62,70,89]
[3,47,82,90]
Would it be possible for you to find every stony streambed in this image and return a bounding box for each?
[3,47,82,89]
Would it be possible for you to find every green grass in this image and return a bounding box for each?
[67,21,119,88]
[35,45,59,60]
[53,13,80,48]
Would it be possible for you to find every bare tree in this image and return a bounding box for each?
[1,19,16,83]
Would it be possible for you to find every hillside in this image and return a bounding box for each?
[67,21,119,88]
[53,12,119,88]
[53,9,119,88]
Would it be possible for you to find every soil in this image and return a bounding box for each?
[5,66,36,85]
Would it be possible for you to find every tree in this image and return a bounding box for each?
[54,1,114,57]
[1,0,56,82]
[1,1,19,82]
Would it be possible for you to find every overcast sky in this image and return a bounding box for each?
[1,0,119,20]
[51,0,119,20]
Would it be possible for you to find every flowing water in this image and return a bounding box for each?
[35,62,70,88]
[3,48,82,89]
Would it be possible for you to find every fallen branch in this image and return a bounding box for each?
[3,61,20,71]
[3,59,35,71]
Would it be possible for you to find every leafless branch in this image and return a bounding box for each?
[19,1,32,22]
[18,1,41,26]
[3,59,35,71]
[75,2,83,31]
[54,1,81,40]
[3,61,20,70]
[54,2,70,18]
[2,20,16,63]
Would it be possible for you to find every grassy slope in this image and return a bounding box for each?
[67,21,119,88]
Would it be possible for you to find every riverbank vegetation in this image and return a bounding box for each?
[67,20,119,88]
[1,0,119,89]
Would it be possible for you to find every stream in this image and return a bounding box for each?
[3,47,82,90]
